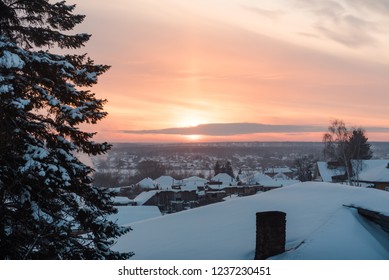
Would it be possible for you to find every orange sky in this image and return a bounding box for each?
[71,0,389,142]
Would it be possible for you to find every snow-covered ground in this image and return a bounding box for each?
[108,206,161,226]
[113,182,389,260]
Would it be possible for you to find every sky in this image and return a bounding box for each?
[70,0,389,142]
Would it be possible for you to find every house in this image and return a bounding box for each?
[314,161,347,183]
[136,177,156,189]
[154,175,176,189]
[237,185,261,196]
[264,167,294,179]
[352,159,389,191]
[210,173,237,186]
[135,189,198,213]
[182,176,208,189]
[206,173,238,196]
[250,172,282,191]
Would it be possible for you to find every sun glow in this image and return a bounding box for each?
[185,134,202,141]
[178,118,202,128]
[176,113,208,128]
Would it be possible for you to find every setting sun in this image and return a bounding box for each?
[185,135,202,141]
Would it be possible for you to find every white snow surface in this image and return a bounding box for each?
[112,196,132,205]
[316,161,346,182]
[210,173,237,187]
[108,206,162,226]
[354,159,389,183]
[137,177,155,189]
[134,190,159,205]
[181,176,208,191]
[113,182,389,260]
[154,175,175,189]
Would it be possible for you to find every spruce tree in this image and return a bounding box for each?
[224,161,235,178]
[0,0,133,259]
[214,161,222,176]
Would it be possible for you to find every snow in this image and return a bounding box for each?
[0,84,13,94]
[183,176,208,183]
[11,98,30,109]
[107,206,162,226]
[210,173,237,187]
[181,176,207,191]
[137,177,155,189]
[113,182,389,260]
[271,178,300,187]
[154,176,208,191]
[134,190,159,205]
[86,72,97,82]
[273,172,290,180]
[243,171,299,188]
[316,161,346,182]
[112,196,132,205]
[154,175,175,189]
[354,159,389,183]
[252,172,278,186]
[0,50,25,69]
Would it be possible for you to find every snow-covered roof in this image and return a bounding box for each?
[273,172,290,180]
[133,190,159,205]
[107,206,162,226]
[264,167,293,174]
[137,177,155,189]
[183,176,208,184]
[112,196,132,205]
[154,175,175,189]
[107,187,121,194]
[113,182,389,260]
[181,176,208,191]
[248,172,281,187]
[210,173,237,187]
[316,161,346,182]
[354,159,389,183]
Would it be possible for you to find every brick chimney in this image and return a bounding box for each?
[255,211,286,260]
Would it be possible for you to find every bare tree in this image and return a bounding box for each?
[323,120,373,186]
[294,155,314,182]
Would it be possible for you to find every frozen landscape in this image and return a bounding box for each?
[112,182,389,260]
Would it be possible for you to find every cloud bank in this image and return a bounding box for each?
[122,123,326,136]
[122,123,389,137]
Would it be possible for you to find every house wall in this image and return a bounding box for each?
[372,182,389,191]
[144,190,198,212]
[358,181,389,191]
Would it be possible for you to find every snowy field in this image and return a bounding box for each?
[113,182,389,260]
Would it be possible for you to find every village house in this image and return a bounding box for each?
[314,160,389,191]
[264,167,294,179]
[314,161,347,183]
[128,172,295,214]
[352,160,389,191]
